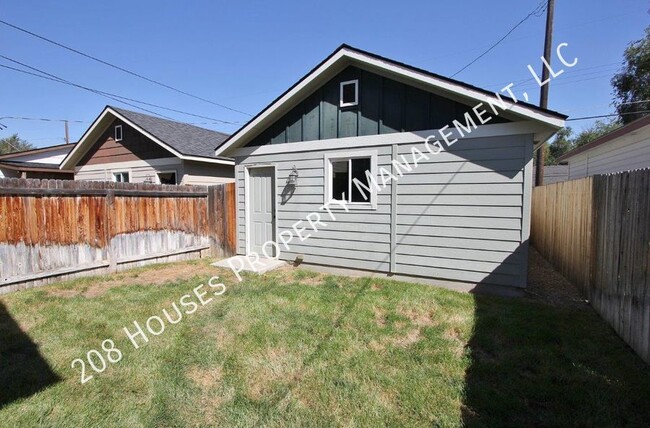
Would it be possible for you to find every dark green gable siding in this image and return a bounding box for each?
[247,66,508,147]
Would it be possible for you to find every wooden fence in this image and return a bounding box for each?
[531,169,650,364]
[0,178,236,293]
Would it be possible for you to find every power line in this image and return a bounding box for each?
[451,0,547,78]
[485,61,621,90]
[0,61,176,120]
[567,111,650,121]
[0,55,242,125]
[0,116,85,123]
[0,19,252,117]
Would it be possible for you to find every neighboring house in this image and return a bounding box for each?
[60,106,234,185]
[532,164,569,185]
[0,143,75,180]
[214,45,566,291]
[557,115,650,180]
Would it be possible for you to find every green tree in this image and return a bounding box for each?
[612,26,650,124]
[543,120,622,165]
[573,119,621,148]
[545,127,573,165]
[0,134,34,154]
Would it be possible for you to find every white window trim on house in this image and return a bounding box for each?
[339,79,359,108]
[114,125,123,142]
[156,169,178,185]
[112,170,130,183]
[324,150,378,209]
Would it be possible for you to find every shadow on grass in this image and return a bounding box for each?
[462,248,650,426]
[0,301,60,409]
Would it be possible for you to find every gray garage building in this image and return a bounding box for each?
[214,45,566,292]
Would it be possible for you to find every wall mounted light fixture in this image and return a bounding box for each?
[287,165,298,186]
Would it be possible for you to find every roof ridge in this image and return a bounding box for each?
[107,105,231,138]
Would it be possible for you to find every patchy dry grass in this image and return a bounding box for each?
[1,258,649,427]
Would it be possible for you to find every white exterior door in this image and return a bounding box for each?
[249,167,275,255]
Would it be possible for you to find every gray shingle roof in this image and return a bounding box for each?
[110,106,230,158]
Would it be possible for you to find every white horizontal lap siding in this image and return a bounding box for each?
[393,133,531,287]
[567,128,650,179]
[235,145,394,267]
[75,158,181,183]
[236,133,533,288]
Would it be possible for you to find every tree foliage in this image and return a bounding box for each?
[612,26,650,124]
[544,119,622,165]
[0,134,35,155]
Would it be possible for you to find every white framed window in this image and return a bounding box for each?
[324,150,377,209]
[339,79,359,108]
[156,170,177,185]
[112,171,130,183]
[114,125,123,142]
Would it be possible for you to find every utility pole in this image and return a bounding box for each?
[64,120,69,144]
[535,0,555,187]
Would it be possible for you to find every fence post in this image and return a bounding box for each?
[105,188,116,272]
[207,185,223,258]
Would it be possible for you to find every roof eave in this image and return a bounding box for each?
[215,45,567,156]
[61,106,234,169]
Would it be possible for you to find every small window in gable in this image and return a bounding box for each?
[340,79,359,108]
[114,125,123,142]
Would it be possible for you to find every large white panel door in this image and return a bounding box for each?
[249,167,275,255]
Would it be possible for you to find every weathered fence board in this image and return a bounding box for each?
[0,178,236,293]
[531,169,650,364]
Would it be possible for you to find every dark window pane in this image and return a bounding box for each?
[350,158,371,202]
[342,82,357,104]
[158,172,177,185]
[331,160,349,201]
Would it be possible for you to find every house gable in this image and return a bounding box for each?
[77,118,174,167]
[215,45,566,156]
[246,66,509,147]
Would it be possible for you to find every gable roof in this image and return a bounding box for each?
[0,160,74,173]
[215,44,567,156]
[61,106,234,169]
[557,115,650,162]
[0,142,76,160]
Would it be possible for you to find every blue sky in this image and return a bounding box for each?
[0,0,647,148]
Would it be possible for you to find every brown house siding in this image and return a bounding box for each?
[78,119,173,166]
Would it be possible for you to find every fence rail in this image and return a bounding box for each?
[531,169,650,364]
[0,178,236,293]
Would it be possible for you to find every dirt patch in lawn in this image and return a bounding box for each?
[187,365,223,390]
[47,262,225,298]
[398,306,436,327]
[246,347,300,400]
[526,247,588,309]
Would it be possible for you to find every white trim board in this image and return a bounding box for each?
[61,107,234,170]
[215,47,565,156]
[232,121,549,158]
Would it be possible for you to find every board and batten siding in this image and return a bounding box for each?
[246,66,510,147]
[567,124,650,179]
[235,133,533,288]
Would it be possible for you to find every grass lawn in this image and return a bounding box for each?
[1,258,649,427]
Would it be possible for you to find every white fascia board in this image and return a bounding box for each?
[216,48,565,156]
[232,121,549,158]
[60,108,113,169]
[344,50,565,128]
[215,50,349,156]
[182,155,234,165]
